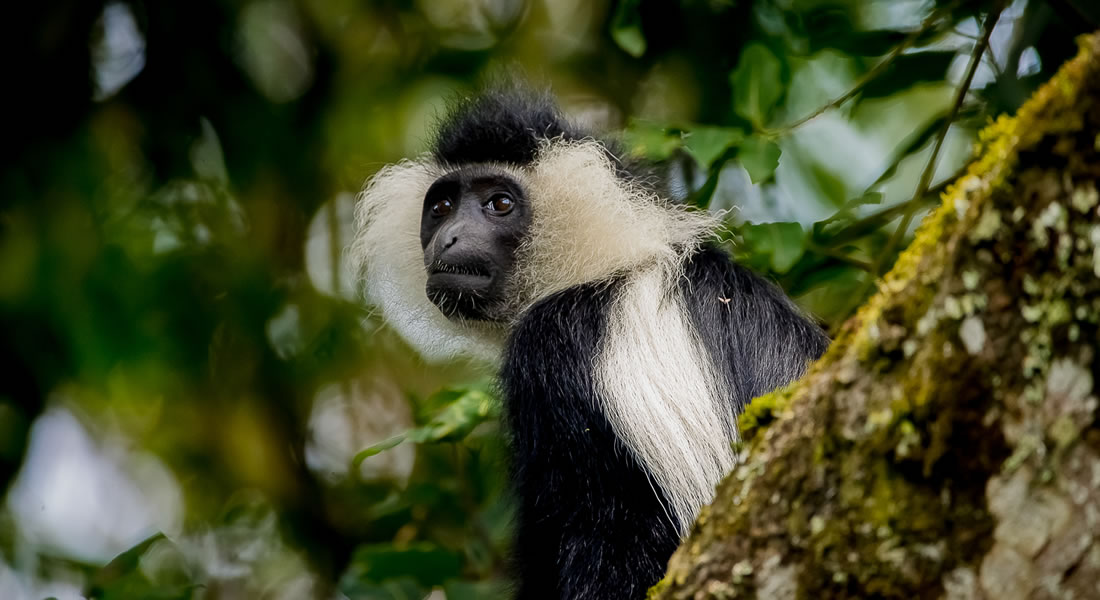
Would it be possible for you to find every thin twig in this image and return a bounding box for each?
[849,2,1004,310]
[763,2,957,137]
[804,240,874,271]
[820,164,967,246]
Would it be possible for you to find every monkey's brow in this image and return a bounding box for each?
[469,176,516,186]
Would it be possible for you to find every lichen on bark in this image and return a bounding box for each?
[653,31,1100,600]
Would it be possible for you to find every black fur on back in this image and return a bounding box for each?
[679,245,830,412]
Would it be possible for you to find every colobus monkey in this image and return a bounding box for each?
[351,86,828,599]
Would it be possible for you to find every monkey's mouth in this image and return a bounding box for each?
[428,261,492,279]
[426,262,493,292]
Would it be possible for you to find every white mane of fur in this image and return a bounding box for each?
[350,139,734,532]
[349,158,507,364]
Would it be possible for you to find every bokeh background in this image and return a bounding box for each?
[2,0,1097,598]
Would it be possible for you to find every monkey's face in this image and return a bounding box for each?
[420,165,531,321]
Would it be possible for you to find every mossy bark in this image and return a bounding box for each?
[652,31,1100,600]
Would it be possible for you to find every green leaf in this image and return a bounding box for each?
[341,576,427,600]
[784,263,869,327]
[731,44,786,128]
[410,388,497,443]
[610,0,646,57]
[88,533,165,588]
[443,579,511,600]
[343,543,464,590]
[84,534,199,600]
[1063,0,1100,27]
[683,126,744,171]
[740,222,806,273]
[806,161,849,208]
[354,434,408,460]
[801,7,942,56]
[352,387,499,469]
[781,261,856,297]
[736,136,782,183]
[861,51,956,99]
[867,112,949,190]
[622,120,683,160]
[686,165,722,210]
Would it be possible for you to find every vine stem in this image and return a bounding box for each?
[850,2,1005,310]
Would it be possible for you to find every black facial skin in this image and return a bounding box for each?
[420,165,532,321]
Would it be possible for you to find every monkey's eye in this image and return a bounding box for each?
[430,199,453,217]
[484,193,515,215]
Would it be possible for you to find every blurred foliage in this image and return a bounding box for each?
[0,0,1096,598]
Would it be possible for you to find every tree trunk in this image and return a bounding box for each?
[653,31,1100,600]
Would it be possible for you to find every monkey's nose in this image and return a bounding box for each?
[443,236,458,249]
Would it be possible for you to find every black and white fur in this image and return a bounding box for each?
[351,87,829,599]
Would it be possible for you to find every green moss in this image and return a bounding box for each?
[737,382,797,441]
[646,576,670,599]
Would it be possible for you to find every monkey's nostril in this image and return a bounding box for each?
[444,236,458,249]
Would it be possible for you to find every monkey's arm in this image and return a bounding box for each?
[500,281,681,600]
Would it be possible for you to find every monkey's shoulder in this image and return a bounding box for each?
[504,244,828,360]
[681,245,796,305]
[681,245,827,339]
[501,245,828,396]
[681,245,830,402]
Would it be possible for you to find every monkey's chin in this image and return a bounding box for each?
[425,282,498,322]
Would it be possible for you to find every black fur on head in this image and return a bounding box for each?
[432,85,586,167]
[431,83,663,193]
